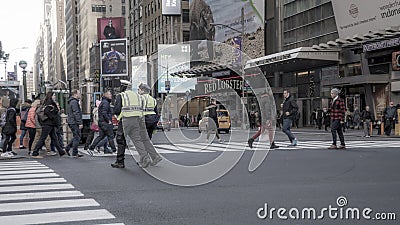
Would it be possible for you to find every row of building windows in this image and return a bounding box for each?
[283,4,334,31]
[283,0,331,18]
[91,5,125,14]
[283,32,338,50]
[283,17,337,45]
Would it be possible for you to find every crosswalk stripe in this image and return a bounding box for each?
[152,140,400,153]
[0,184,74,193]
[0,166,49,171]
[96,223,125,225]
[0,191,83,201]
[0,169,54,175]
[0,199,99,213]
[0,173,59,180]
[0,161,41,165]
[0,178,66,186]
[0,209,115,225]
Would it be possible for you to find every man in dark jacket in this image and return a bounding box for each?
[383,101,397,136]
[281,89,298,146]
[361,105,375,138]
[316,107,324,130]
[111,82,128,168]
[1,98,18,158]
[89,90,117,153]
[66,89,83,157]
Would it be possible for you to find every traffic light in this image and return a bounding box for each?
[165,80,171,91]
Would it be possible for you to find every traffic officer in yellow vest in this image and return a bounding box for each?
[111,80,129,168]
[139,83,158,139]
[114,80,162,168]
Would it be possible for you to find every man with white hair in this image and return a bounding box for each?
[328,88,346,149]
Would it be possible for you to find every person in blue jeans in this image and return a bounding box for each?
[66,89,83,158]
[281,89,298,147]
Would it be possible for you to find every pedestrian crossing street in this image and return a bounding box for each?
[0,160,124,225]
[78,140,400,157]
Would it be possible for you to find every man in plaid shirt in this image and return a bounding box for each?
[328,88,346,149]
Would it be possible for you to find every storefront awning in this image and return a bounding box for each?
[245,47,340,73]
[321,74,390,87]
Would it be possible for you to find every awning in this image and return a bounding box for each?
[321,74,390,86]
[245,47,340,73]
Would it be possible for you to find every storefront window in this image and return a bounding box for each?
[347,63,362,76]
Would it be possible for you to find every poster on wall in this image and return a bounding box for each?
[189,0,265,59]
[97,17,125,42]
[131,56,148,91]
[100,39,128,76]
[162,0,182,15]
[158,44,196,93]
[331,0,400,38]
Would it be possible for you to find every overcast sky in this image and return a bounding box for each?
[0,1,43,79]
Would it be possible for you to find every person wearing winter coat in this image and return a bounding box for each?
[31,92,66,158]
[1,98,19,158]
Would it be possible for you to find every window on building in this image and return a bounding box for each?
[140,39,143,51]
[183,31,190,42]
[109,5,112,12]
[347,63,362,77]
[182,9,189,23]
[139,5,143,17]
[121,0,125,3]
[151,2,154,14]
[122,6,126,15]
[139,22,143,35]
[145,6,148,18]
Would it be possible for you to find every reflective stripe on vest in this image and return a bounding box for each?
[142,94,156,115]
[119,91,143,118]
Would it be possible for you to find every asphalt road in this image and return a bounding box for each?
[0,127,399,225]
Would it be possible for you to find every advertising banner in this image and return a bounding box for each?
[162,0,182,15]
[331,0,400,38]
[100,39,128,76]
[189,0,264,57]
[97,17,125,42]
[392,51,400,71]
[131,56,148,91]
[7,72,16,81]
[158,44,196,93]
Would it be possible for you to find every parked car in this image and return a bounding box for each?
[157,117,171,131]
[198,109,231,133]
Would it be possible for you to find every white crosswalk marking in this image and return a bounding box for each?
[0,161,124,225]
[151,140,400,153]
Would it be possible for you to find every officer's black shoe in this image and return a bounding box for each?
[111,162,125,168]
[247,138,254,149]
[270,143,279,149]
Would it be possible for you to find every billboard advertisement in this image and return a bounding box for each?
[189,0,264,58]
[131,56,148,91]
[158,44,196,93]
[162,0,181,15]
[392,51,400,71]
[97,17,125,42]
[7,72,16,81]
[100,39,128,76]
[331,0,400,38]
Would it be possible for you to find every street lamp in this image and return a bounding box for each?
[210,8,246,129]
[19,60,28,102]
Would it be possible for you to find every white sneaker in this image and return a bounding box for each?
[1,152,13,158]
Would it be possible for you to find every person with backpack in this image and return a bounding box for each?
[65,89,83,158]
[205,98,224,143]
[31,99,52,156]
[139,83,158,140]
[50,102,65,154]
[31,92,67,158]
[19,99,32,149]
[1,98,19,158]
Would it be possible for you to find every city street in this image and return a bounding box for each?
[0,128,399,224]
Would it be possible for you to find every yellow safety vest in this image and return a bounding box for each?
[119,90,143,119]
[142,94,157,116]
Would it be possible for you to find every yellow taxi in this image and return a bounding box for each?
[198,109,231,133]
